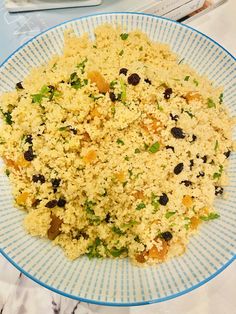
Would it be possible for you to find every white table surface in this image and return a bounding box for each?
[0,0,235,313]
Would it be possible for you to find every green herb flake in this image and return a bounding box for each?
[120,79,127,102]
[111,106,116,116]
[134,148,141,154]
[119,49,124,56]
[136,202,146,211]
[117,138,125,145]
[110,80,117,89]
[200,212,220,221]
[214,140,219,152]
[157,102,163,111]
[76,57,88,74]
[122,181,128,187]
[184,110,194,118]
[89,94,103,101]
[110,247,128,257]
[122,220,138,228]
[151,193,159,210]
[149,142,160,153]
[124,156,129,161]
[86,237,102,259]
[219,93,223,104]
[178,58,185,65]
[58,126,68,131]
[111,226,125,236]
[184,75,190,81]
[165,211,176,219]
[213,165,223,180]
[193,79,199,86]
[32,94,43,104]
[207,98,216,108]
[84,200,96,215]
[93,45,97,49]
[139,46,143,51]
[120,33,129,40]
[5,169,10,176]
[4,111,13,125]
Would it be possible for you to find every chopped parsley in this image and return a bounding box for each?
[200,212,220,221]
[207,98,216,108]
[3,111,13,125]
[119,49,124,56]
[135,148,141,154]
[124,156,129,161]
[184,110,194,118]
[76,57,88,74]
[219,93,223,104]
[157,102,163,111]
[136,202,146,211]
[110,247,128,257]
[151,193,159,211]
[214,140,219,152]
[86,238,102,259]
[213,165,223,180]
[111,226,125,235]
[111,106,116,116]
[69,72,88,89]
[117,138,124,145]
[122,220,138,228]
[139,46,143,51]
[110,80,117,89]
[120,33,129,40]
[193,79,199,86]
[5,169,10,176]
[120,79,127,102]
[165,211,176,219]
[184,75,190,81]
[149,142,160,153]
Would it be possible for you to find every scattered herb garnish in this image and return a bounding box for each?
[124,156,129,161]
[120,79,127,102]
[117,138,124,145]
[213,165,223,180]
[110,80,117,89]
[76,57,88,74]
[69,72,88,89]
[165,211,176,219]
[3,111,13,125]
[184,110,194,118]
[86,238,102,259]
[193,79,199,86]
[111,106,116,116]
[119,49,124,56]
[151,193,159,210]
[110,247,128,257]
[111,226,125,235]
[207,98,216,108]
[200,212,220,221]
[5,169,10,176]
[219,93,223,104]
[149,142,160,153]
[214,140,219,152]
[157,102,163,111]
[135,148,141,154]
[136,202,146,211]
[122,220,138,228]
[89,94,103,101]
[184,76,190,81]
[120,33,129,40]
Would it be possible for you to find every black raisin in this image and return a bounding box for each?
[170,113,179,121]
[109,92,116,102]
[48,85,55,92]
[16,81,24,90]
[224,151,231,158]
[166,145,175,153]
[215,186,224,196]
[164,88,173,99]
[53,188,58,194]
[25,134,33,144]
[119,68,128,76]
[144,78,152,85]
[180,180,192,187]
[171,127,185,139]
[191,134,197,142]
[51,178,61,188]
[159,193,169,206]
[24,147,35,161]
[202,155,207,163]
[161,231,173,241]
[174,163,184,175]
[57,198,66,207]
[196,171,205,178]
[190,159,194,170]
[70,128,77,135]
[45,200,58,208]
[128,73,140,86]
[105,213,111,223]
[32,174,45,184]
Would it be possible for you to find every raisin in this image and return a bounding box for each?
[224,151,231,158]
[191,134,197,142]
[161,231,173,241]
[180,180,192,187]
[159,193,169,206]
[170,113,179,121]
[51,178,61,188]
[119,68,128,76]
[190,159,194,170]
[70,128,77,135]
[128,73,140,86]
[202,155,207,163]
[57,198,66,208]
[45,200,58,208]
[196,171,205,178]
[165,145,175,153]
[48,85,55,92]
[32,174,45,184]
[144,78,152,85]
[47,214,62,240]
[171,127,185,139]
[105,213,111,223]
[215,186,224,196]
[24,147,35,161]
[16,81,24,90]
[164,88,173,99]
[109,92,116,102]
[25,135,33,144]
[174,163,184,175]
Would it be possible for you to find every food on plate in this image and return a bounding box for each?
[0,25,234,265]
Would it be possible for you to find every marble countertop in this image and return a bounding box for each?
[0,0,236,313]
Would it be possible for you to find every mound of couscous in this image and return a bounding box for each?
[0,25,234,265]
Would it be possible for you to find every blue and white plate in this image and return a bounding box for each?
[0,13,235,306]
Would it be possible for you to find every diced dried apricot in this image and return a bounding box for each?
[185,92,201,103]
[83,150,97,163]
[87,71,109,93]
[16,192,30,205]
[47,214,63,240]
[182,195,193,208]
[115,171,125,182]
[82,132,91,142]
[135,250,148,263]
[17,155,31,168]
[149,240,168,260]
[4,158,19,171]
[190,216,201,230]
[90,107,101,118]
[133,190,144,200]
